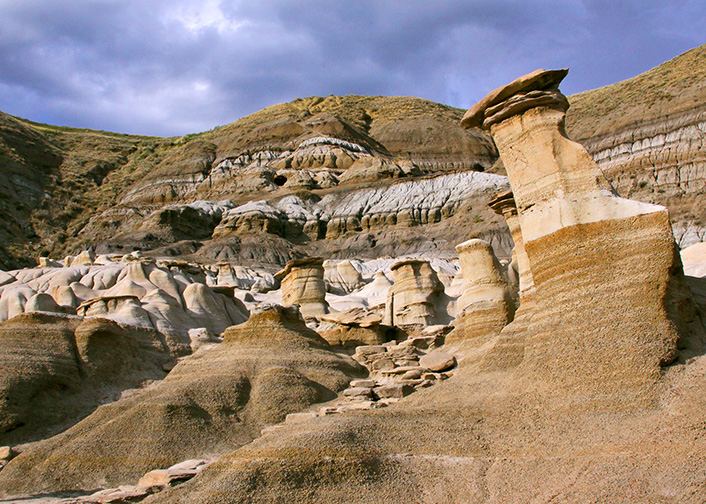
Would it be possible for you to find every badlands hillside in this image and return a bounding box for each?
[0,45,704,503]
[1,44,705,271]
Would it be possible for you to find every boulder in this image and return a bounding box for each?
[372,383,414,399]
[318,307,388,347]
[136,459,206,492]
[78,486,149,503]
[343,387,373,399]
[681,242,706,278]
[419,351,456,372]
[0,446,13,461]
[37,257,62,268]
[70,250,96,267]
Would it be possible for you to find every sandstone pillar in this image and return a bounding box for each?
[446,239,515,344]
[274,257,329,320]
[488,189,534,298]
[456,239,514,315]
[462,69,704,409]
[383,259,448,331]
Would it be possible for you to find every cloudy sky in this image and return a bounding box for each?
[0,0,703,137]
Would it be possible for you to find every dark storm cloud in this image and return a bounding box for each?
[0,0,703,136]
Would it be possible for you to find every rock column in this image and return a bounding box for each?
[383,259,448,331]
[447,239,515,344]
[275,257,329,320]
[461,69,704,409]
[488,189,533,298]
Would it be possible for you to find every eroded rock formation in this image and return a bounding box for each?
[0,313,170,446]
[462,67,705,406]
[275,257,329,319]
[323,259,366,295]
[0,305,364,497]
[318,307,388,347]
[447,239,515,344]
[488,189,533,297]
[133,70,706,504]
[383,259,451,332]
[0,261,249,355]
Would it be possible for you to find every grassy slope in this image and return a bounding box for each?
[566,44,706,140]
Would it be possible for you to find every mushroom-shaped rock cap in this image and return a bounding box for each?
[461,68,569,129]
[390,258,429,271]
[455,238,494,255]
[274,257,324,280]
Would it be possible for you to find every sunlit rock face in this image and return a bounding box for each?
[0,304,364,496]
[383,259,451,332]
[446,239,515,345]
[4,68,702,504]
[323,259,366,295]
[463,68,705,409]
[275,257,329,319]
[488,189,533,298]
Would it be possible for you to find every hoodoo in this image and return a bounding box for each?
[447,238,515,344]
[463,68,704,408]
[383,259,450,331]
[274,257,329,319]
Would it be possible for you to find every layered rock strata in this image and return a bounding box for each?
[275,257,329,319]
[0,305,365,497]
[84,170,513,266]
[446,239,515,345]
[209,171,510,242]
[462,67,704,408]
[565,44,706,248]
[137,70,706,504]
[383,259,451,332]
[0,313,171,446]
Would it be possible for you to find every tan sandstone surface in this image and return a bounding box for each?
[0,305,365,497]
[119,69,706,504]
[0,47,705,504]
[0,313,171,446]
